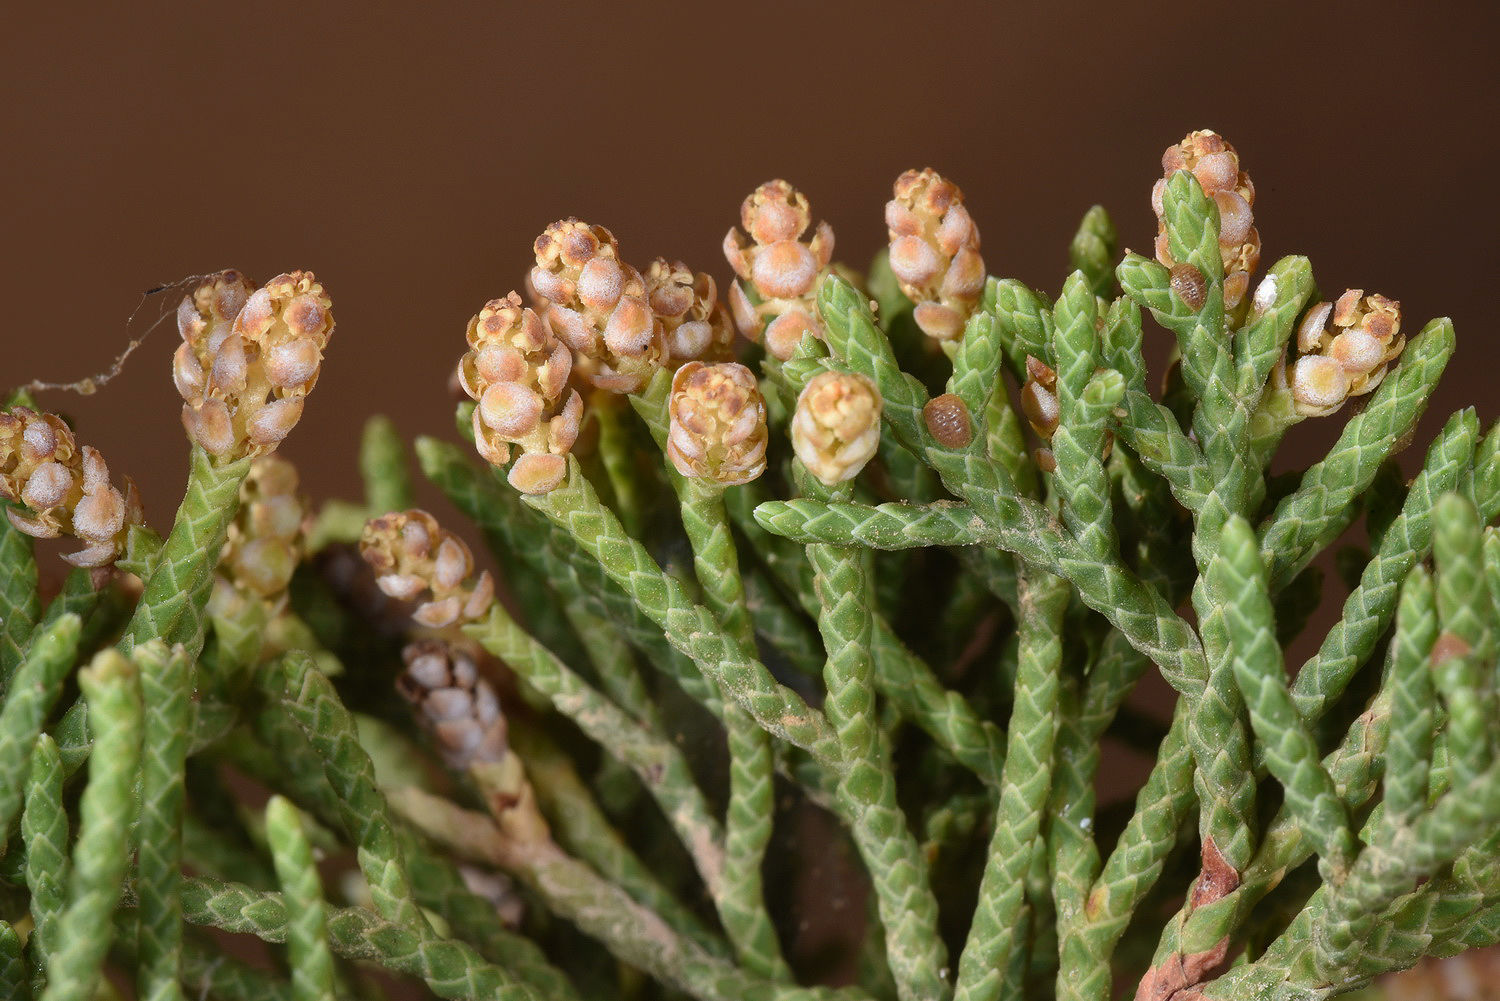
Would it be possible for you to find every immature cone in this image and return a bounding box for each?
[398,640,508,769]
[885,168,986,342]
[723,180,836,360]
[791,371,882,486]
[1019,356,1060,440]
[0,407,144,568]
[530,219,664,393]
[359,510,495,629]
[457,291,583,494]
[175,270,335,461]
[645,258,735,364]
[211,455,307,617]
[1152,130,1260,310]
[666,362,768,486]
[1285,291,1404,417]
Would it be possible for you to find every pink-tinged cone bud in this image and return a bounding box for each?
[1153,131,1260,311]
[666,362,769,487]
[791,371,883,486]
[530,219,665,393]
[213,455,308,613]
[175,270,334,461]
[457,292,582,494]
[0,407,143,569]
[398,640,509,769]
[360,510,495,628]
[764,308,820,361]
[1288,291,1404,417]
[886,168,986,342]
[723,181,836,360]
[646,258,735,365]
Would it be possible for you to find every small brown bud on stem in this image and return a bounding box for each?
[1169,263,1208,311]
[923,393,973,449]
[1019,356,1061,440]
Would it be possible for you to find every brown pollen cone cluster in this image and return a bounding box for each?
[174,270,335,462]
[646,258,736,364]
[360,510,494,629]
[458,292,583,495]
[213,454,307,610]
[666,362,769,487]
[790,371,883,486]
[723,180,835,360]
[398,640,508,770]
[1152,130,1260,311]
[1285,290,1405,417]
[886,168,986,342]
[0,407,143,569]
[530,219,664,394]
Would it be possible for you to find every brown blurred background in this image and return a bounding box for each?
[5,0,1496,514]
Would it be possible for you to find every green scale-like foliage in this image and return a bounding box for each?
[2,138,1495,1001]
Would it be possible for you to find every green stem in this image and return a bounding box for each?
[394,789,859,1001]
[41,650,142,1001]
[954,572,1067,1001]
[0,507,40,688]
[464,604,732,922]
[806,472,949,1001]
[23,736,67,997]
[680,479,789,980]
[527,457,842,765]
[0,922,24,1001]
[266,797,336,1001]
[134,643,192,1001]
[506,718,726,959]
[262,654,541,1000]
[0,614,81,843]
[122,448,252,653]
[359,414,414,515]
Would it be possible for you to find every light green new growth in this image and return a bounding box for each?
[266,796,336,1001]
[42,650,142,1001]
[134,642,191,1001]
[0,133,1493,1001]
